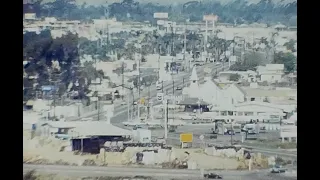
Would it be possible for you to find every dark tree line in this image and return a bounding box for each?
[27,0,297,26]
[23,30,93,100]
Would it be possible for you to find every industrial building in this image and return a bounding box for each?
[38,121,132,154]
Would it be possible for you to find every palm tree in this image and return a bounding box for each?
[270,32,279,63]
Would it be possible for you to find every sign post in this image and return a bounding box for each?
[180,133,193,148]
[157,93,164,102]
[199,134,205,148]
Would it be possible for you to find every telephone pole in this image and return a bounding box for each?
[137,47,141,121]
[164,99,168,140]
[183,23,187,71]
[158,44,161,80]
[171,25,174,56]
[121,60,124,100]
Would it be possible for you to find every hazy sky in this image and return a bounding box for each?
[41,0,296,6]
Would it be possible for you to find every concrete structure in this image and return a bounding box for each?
[280,125,297,142]
[257,64,285,83]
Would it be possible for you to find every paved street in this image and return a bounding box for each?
[81,63,227,123]
[23,164,296,180]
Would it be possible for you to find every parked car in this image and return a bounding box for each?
[270,165,287,173]
[204,173,223,179]
[176,86,182,90]
[224,130,235,135]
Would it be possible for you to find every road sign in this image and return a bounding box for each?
[140,98,145,104]
[154,12,168,19]
[203,15,218,21]
[204,68,211,74]
[199,135,204,141]
[180,133,193,143]
[157,93,164,102]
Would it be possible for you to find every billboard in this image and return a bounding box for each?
[154,12,168,19]
[203,15,218,21]
[180,133,193,143]
[157,20,165,25]
[24,13,36,20]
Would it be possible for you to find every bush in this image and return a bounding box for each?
[229,74,240,81]
[23,170,37,180]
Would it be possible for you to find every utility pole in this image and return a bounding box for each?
[158,44,161,80]
[172,80,175,97]
[183,23,187,66]
[53,84,56,119]
[231,123,233,145]
[131,90,134,120]
[127,89,130,121]
[205,20,208,53]
[97,99,100,121]
[147,86,151,119]
[107,24,111,44]
[121,61,124,101]
[164,99,168,140]
[232,36,235,56]
[161,81,164,93]
[171,25,174,56]
[137,46,141,121]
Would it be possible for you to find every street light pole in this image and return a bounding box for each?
[231,123,233,145]
[161,81,164,93]
[172,80,175,96]
[164,99,169,140]
[137,44,141,121]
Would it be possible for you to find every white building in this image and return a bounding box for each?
[182,67,200,98]
[200,77,225,105]
[224,84,246,104]
[210,101,286,124]
[280,125,297,143]
[241,87,297,103]
[257,64,285,83]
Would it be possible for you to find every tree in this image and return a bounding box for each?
[284,39,296,52]
[229,74,240,82]
[38,0,297,25]
[274,52,296,73]
[229,52,263,71]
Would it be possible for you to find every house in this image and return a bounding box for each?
[257,64,285,83]
[39,121,132,140]
[241,87,297,103]
[199,77,224,105]
[218,71,257,82]
[39,121,77,138]
[182,67,200,98]
[210,101,286,124]
[224,84,246,104]
[177,97,210,113]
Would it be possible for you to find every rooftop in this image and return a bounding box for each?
[178,97,210,106]
[42,121,132,137]
[71,122,131,137]
[242,88,297,97]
